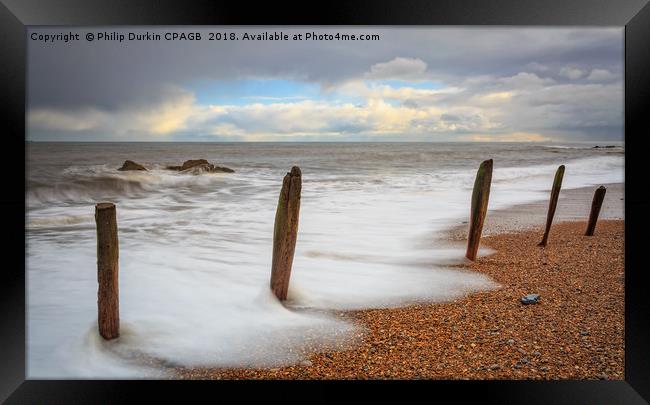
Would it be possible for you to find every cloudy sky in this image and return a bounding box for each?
[27,27,623,142]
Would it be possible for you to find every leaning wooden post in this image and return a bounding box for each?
[466,159,493,261]
[585,186,607,236]
[95,202,120,340]
[270,166,302,301]
[538,165,565,247]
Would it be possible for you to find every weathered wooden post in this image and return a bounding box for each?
[95,202,120,340]
[538,165,565,247]
[466,159,493,261]
[270,166,302,301]
[585,186,607,236]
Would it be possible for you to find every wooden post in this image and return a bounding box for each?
[95,202,119,340]
[270,166,302,301]
[466,159,493,261]
[538,165,565,247]
[585,186,607,236]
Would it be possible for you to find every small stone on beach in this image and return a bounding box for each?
[521,294,540,305]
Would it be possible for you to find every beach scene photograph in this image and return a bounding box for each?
[26,27,624,379]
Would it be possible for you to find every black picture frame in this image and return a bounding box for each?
[2,0,649,403]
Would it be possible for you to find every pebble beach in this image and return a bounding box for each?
[175,185,624,380]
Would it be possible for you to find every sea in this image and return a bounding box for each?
[26,141,624,378]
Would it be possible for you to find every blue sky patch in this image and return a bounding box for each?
[189,79,321,105]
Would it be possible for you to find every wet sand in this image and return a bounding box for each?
[447,182,623,240]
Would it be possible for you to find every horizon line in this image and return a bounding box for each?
[25,140,623,144]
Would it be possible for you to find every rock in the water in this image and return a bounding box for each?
[166,159,234,174]
[213,165,235,173]
[184,163,215,174]
[118,160,147,171]
[180,159,210,171]
[521,294,540,305]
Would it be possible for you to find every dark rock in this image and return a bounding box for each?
[118,160,147,171]
[166,159,234,174]
[186,164,215,174]
[521,294,540,305]
[213,165,235,173]
[180,159,210,171]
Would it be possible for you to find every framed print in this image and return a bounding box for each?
[1,0,649,403]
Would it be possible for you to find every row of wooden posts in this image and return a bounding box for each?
[94,161,607,340]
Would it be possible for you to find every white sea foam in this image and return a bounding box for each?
[26,143,624,378]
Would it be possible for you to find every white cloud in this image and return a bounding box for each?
[587,68,616,81]
[526,62,549,72]
[559,66,586,80]
[499,72,555,89]
[365,57,428,81]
